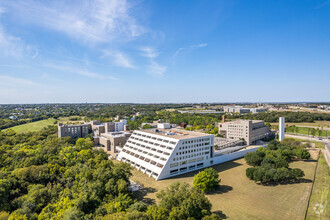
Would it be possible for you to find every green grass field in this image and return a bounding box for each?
[306,153,330,220]
[2,116,87,134]
[131,156,317,219]
[286,126,329,137]
[4,118,58,133]
[271,121,330,128]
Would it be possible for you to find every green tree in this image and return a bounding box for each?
[193,168,220,193]
[296,148,310,160]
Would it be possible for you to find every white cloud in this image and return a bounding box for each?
[0,25,38,59]
[2,0,145,44]
[147,61,167,77]
[44,63,117,80]
[0,75,39,86]
[174,43,208,57]
[140,47,159,59]
[102,50,135,68]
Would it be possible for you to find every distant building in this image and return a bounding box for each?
[218,120,274,145]
[279,117,285,141]
[223,106,250,114]
[58,119,128,139]
[223,106,268,114]
[9,116,18,120]
[58,123,91,138]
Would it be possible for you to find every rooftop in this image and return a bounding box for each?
[220,119,264,124]
[137,128,212,140]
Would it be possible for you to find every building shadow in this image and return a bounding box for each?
[165,160,243,181]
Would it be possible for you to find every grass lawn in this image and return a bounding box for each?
[271,121,330,129]
[306,153,330,220]
[286,126,328,137]
[5,118,57,133]
[131,157,317,219]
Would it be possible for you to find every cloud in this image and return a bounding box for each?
[44,63,117,80]
[140,47,160,59]
[0,75,39,86]
[147,61,167,77]
[2,0,145,44]
[102,50,135,68]
[174,43,208,57]
[0,24,38,59]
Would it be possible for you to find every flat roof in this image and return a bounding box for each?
[137,128,212,140]
[220,119,264,124]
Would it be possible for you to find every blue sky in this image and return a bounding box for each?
[0,0,329,104]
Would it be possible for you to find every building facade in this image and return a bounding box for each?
[218,120,274,145]
[97,132,131,158]
[117,127,214,180]
[58,123,91,138]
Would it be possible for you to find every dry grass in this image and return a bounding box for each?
[130,157,317,219]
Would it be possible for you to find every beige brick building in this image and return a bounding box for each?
[218,120,274,145]
[95,132,131,157]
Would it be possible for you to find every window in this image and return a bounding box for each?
[180,167,187,172]
[170,169,178,174]
[180,161,187,165]
[170,163,178,168]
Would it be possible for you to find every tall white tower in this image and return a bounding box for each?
[279,117,285,142]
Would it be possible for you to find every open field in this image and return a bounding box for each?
[286,127,328,137]
[306,153,330,220]
[4,118,57,133]
[284,137,326,149]
[271,121,330,129]
[131,157,317,219]
[3,116,86,133]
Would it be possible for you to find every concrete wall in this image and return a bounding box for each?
[213,145,266,165]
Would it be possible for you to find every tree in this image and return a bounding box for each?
[142,124,153,129]
[296,148,310,160]
[311,128,316,137]
[244,152,264,166]
[193,168,220,192]
[155,182,216,220]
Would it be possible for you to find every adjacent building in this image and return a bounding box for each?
[117,126,214,180]
[58,123,91,138]
[95,131,132,158]
[218,120,274,145]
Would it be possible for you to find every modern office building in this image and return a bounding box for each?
[218,120,274,145]
[117,126,214,180]
[58,123,91,138]
[279,117,285,141]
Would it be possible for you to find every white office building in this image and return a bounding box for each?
[114,119,127,132]
[279,117,285,141]
[117,127,214,180]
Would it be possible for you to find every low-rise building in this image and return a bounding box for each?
[97,131,131,158]
[223,106,250,114]
[218,120,274,145]
[58,123,91,138]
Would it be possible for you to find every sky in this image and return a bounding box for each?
[0,0,329,104]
